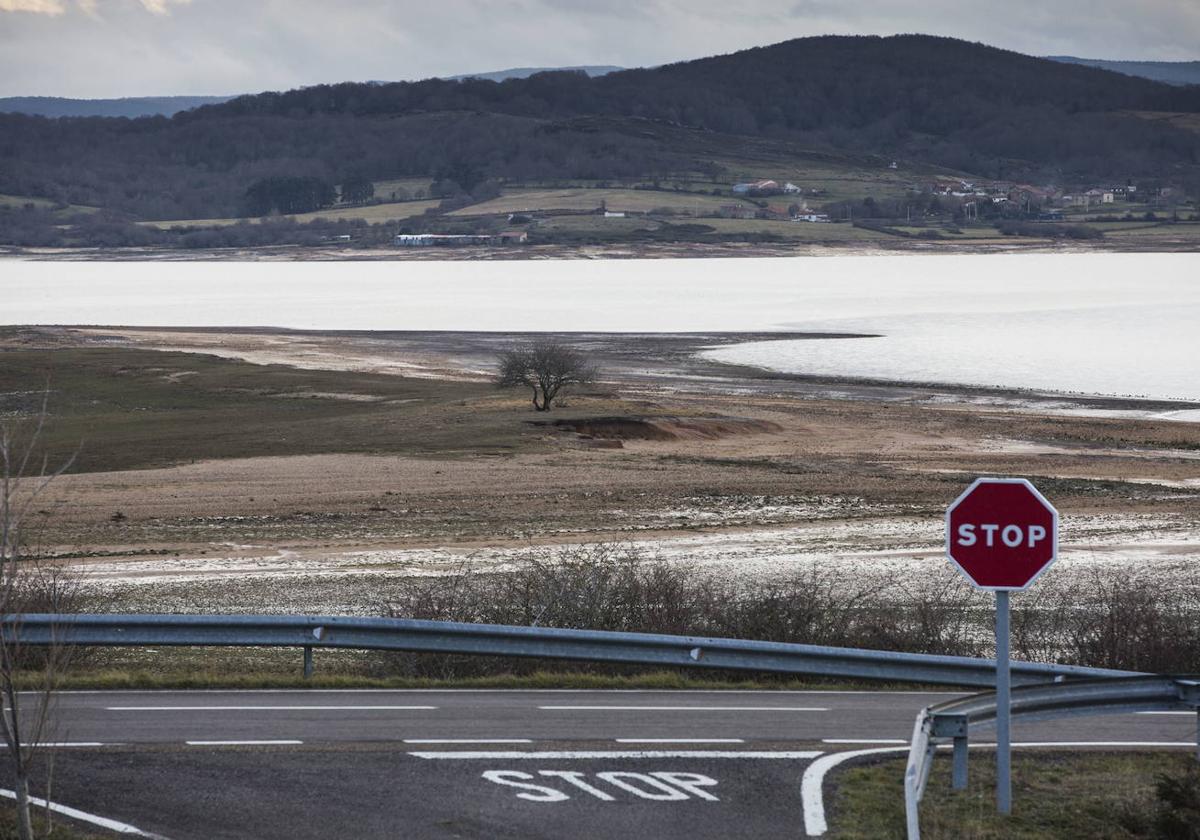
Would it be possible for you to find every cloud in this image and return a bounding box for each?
[138,0,189,14]
[0,0,66,14]
[1,0,1198,98]
[0,0,188,13]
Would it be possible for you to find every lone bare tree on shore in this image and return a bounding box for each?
[1,400,79,840]
[495,340,597,411]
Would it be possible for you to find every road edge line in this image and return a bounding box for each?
[801,746,909,837]
[0,787,167,838]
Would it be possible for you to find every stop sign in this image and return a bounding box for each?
[945,477,1058,590]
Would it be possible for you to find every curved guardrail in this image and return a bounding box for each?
[904,675,1200,839]
[2,613,1141,687]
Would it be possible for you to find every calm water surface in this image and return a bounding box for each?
[4,254,1198,401]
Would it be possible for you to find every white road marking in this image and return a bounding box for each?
[1137,711,1197,716]
[186,740,303,746]
[411,750,823,759]
[538,706,828,712]
[615,738,745,744]
[106,705,437,711]
[595,772,690,801]
[802,746,909,836]
[482,769,723,803]
[802,740,1200,836]
[404,739,534,744]
[0,787,164,837]
[822,739,908,745]
[536,771,617,801]
[1002,741,1198,748]
[0,742,111,748]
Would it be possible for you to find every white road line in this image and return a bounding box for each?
[1005,741,1198,748]
[403,739,534,744]
[1137,711,1197,716]
[106,706,438,711]
[803,739,1200,837]
[0,787,165,838]
[614,739,746,744]
[537,706,828,712]
[802,746,909,836]
[822,739,908,745]
[0,742,112,749]
[409,750,822,760]
[186,740,304,746]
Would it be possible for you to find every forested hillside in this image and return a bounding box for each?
[1,35,1197,222]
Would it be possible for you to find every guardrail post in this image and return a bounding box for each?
[952,736,969,790]
[303,645,313,679]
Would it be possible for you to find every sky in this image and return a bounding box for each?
[2,0,1200,98]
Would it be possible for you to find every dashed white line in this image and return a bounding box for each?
[186,740,304,746]
[106,706,438,711]
[1137,711,1197,716]
[537,706,828,712]
[822,739,908,745]
[409,750,823,760]
[0,742,111,748]
[614,738,746,744]
[403,739,534,744]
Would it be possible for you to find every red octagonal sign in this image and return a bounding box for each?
[945,478,1059,591]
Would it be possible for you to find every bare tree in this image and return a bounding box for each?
[495,340,597,412]
[0,400,79,840]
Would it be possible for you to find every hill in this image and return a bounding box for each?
[447,66,623,82]
[1046,57,1200,87]
[0,35,1197,226]
[0,95,234,118]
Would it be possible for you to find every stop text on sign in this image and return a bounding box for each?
[945,477,1059,591]
[954,523,1048,549]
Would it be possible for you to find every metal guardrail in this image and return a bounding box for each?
[3,613,1141,687]
[904,675,1200,840]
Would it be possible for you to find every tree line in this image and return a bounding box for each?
[0,34,1197,222]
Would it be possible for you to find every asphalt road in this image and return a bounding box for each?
[5,689,1196,840]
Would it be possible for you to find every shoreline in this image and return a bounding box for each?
[3,324,1196,612]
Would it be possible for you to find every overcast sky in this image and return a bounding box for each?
[3,0,1200,98]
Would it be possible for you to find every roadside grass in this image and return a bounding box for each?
[0,346,638,472]
[0,807,113,840]
[832,752,1191,839]
[33,665,910,693]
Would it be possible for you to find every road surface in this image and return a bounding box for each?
[4,689,1194,839]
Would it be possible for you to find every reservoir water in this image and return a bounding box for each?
[3,253,1198,401]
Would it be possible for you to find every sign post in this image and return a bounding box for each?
[945,477,1058,815]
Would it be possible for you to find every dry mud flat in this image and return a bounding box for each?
[8,326,1198,613]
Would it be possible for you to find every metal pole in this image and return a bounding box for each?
[303,645,314,679]
[952,736,969,790]
[996,590,1012,814]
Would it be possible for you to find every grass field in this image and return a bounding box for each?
[833,752,1196,839]
[372,177,435,199]
[448,188,758,216]
[695,218,899,240]
[0,192,99,216]
[141,199,440,229]
[0,346,547,472]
